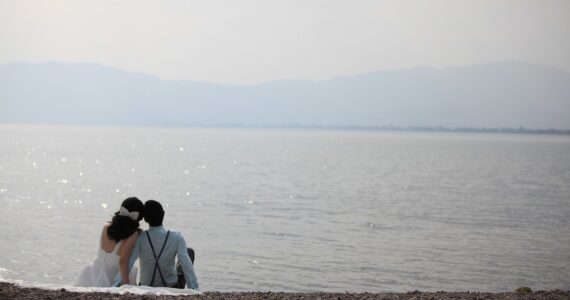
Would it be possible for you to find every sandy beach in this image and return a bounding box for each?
[1,282,568,300]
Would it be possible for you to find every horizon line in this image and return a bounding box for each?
[1,123,569,136]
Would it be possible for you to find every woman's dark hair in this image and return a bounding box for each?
[107,197,144,242]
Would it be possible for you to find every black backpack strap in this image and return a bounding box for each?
[146,230,171,287]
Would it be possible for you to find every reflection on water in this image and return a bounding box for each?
[0,125,569,292]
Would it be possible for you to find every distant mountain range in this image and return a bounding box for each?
[1,61,569,130]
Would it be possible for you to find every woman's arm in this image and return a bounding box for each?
[118,231,139,285]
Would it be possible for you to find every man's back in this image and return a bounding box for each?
[132,225,199,289]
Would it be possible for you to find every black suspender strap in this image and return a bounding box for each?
[146,230,171,287]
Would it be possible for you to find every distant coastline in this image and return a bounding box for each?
[2,61,570,131]
[166,124,570,136]
[279,125,570,135]
[1,122,570,135]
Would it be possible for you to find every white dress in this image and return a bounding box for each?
[73,234,137,287]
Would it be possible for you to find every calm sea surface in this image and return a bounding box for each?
[0,125,569,292]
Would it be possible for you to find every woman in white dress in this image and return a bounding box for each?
[73,197,144,287]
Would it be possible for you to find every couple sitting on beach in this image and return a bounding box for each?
[73,197,199,290]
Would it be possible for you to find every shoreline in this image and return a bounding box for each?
[1,282,568,300]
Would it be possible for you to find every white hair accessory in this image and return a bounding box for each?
[118,206,139,221]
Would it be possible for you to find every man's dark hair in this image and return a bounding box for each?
[144,200,165,227]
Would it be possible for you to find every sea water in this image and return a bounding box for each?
[0,125,569,292]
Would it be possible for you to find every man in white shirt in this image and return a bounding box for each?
[128,200,199,290]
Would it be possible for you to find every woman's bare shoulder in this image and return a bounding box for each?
[101,223,111,237]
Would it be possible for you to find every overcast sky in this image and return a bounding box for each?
[1,0,569,84]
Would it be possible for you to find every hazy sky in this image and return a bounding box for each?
[1,0,569,84]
